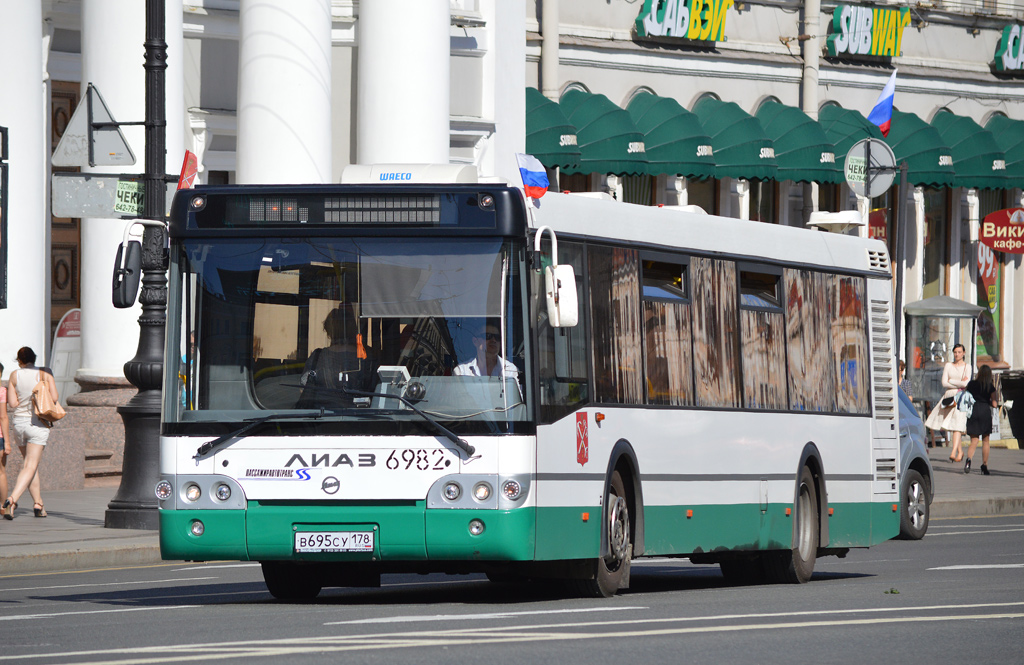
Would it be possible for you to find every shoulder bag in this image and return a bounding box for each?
[31,373,66,425]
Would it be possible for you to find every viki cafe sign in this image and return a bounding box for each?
[635,0,735,43]
[826,5,911,58]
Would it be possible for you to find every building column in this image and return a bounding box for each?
[0,2,47,376]
[357,0,449,164]
[77,0,146,388]
[237,0,332,183]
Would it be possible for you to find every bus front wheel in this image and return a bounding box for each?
[261,561,323,601]
[764,466,818,584]
[572,469,632,598]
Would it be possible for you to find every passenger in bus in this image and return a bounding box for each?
[924,343,971,463]
[297,305,373,408]
[453,320,519,382]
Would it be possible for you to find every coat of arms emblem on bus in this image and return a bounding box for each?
[576,412,589,466]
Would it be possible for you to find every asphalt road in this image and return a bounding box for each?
[1,513,1022,665]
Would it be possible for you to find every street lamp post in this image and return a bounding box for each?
[105,0,167,530]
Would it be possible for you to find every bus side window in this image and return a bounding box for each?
[537,241,588,424]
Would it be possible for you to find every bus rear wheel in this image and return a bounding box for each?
[261,561,323,601]
[764,466,818,584]
[572,470,632,598]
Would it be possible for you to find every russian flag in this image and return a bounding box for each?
[516,153,550,199]
[867,70,897,137]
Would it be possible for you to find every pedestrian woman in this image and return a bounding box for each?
[0,361,11,505]
[924,343,971,463]
[2,347,58,519]
[964,364,998,475]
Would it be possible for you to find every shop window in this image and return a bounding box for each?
[922,187,949,299]
[621,174,654,205]
[687,177,718,215]
[751,179,778,224]
[976,188,1008,362]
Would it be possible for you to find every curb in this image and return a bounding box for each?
[930,497,1024,518]
[0,541,164,577]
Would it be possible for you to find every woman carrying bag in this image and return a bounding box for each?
[2,347,58,520]
[924,343,971,463]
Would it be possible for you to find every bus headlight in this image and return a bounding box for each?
[184,484,202,502]
[501,480,522,501]
[472,482,492,502]
[215,484,231,501]
[443,482,462,501]
[155,480,173,500]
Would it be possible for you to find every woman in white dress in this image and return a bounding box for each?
[924,343,971,463]
[2,347,58,519]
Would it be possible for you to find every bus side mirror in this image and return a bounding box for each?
[112,240,142,308]
[544,263,578,328]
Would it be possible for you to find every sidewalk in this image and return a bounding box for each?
[2,448,1022,576]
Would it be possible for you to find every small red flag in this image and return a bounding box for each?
[177,150,198,190]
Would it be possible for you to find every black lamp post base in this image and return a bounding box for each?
[105,398,161,530]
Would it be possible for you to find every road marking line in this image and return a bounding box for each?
[0,562,186,580]
[926,528,1024,537]
[326,606,648,625]
[928,564,1024,570]
[172,563,261,571]
[0,605,199,622]
[3,611,1022,664]
[3,577,217,593]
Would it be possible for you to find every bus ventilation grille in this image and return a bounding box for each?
[867,249,890,272]
[870,299,895,420]
[875,458,898,490]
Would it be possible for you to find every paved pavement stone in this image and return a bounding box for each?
[1,448,1021,576]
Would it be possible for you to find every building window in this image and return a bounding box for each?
[751,179,778,223]
[687,177,718,215]
[922,187,949,299]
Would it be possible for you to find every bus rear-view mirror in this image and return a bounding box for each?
[112,240,142,308]
[545,263,578,327]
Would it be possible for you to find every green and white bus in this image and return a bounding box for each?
[155,168,899,598]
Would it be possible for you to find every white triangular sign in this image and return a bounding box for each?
[51,84,136,168]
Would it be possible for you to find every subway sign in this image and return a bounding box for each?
[995,24,1024,72]
[635,0,734,43]
[826,5,911,58]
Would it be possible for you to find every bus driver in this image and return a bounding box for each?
[453,320,519,382]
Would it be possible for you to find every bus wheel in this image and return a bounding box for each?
[574,469,631,598]
[261,561,323,600]
[764,466,818,584]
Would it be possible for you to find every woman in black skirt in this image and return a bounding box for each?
[964,365,998,475]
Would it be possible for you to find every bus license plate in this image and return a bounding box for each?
[295,531,374,553]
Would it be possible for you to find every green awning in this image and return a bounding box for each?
[526,87,580,171]
[626,92,715,179]
[884,109,956,188]
[931,111,1008,190]
[818,104,884,169]
[692,97,777,180]
[755,101,843,184]
[985,115,1024,184]
[558,89,648,176]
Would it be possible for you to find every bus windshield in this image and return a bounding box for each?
[165,237,530,434]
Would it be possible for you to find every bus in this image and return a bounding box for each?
[153,168,899,599]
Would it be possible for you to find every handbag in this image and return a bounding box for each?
[32,376,66,425]
[955,389,975,417]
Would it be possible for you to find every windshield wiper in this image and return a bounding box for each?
[339,387,476,458]
[193,410,333,460]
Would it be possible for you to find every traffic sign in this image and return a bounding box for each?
[844,138,896,198]
[51,84,136,168]
[52,172,175,218]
